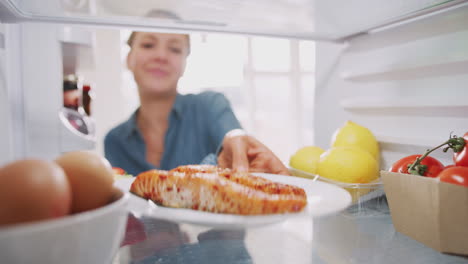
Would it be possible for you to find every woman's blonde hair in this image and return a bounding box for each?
[126,9,191,55]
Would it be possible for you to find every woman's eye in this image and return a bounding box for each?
[170,47,182,54]
[141,43,154,49]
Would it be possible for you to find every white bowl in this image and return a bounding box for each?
[0,188,129,264]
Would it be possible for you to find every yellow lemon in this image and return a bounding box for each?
[317,146,378,184]
[289,146,325,175]
[331,121,380,161]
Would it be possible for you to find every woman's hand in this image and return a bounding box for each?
[217,129,290,175]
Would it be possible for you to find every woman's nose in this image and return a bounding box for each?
[150,46,169,62]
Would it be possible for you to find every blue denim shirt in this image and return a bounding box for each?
[104,91,242,176]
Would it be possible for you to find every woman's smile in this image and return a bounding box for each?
[146,67,170,77]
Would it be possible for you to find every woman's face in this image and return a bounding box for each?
[127,32,189,98]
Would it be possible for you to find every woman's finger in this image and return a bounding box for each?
[268,160,291,175]
[230,136,249,172]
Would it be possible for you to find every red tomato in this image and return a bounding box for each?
[444,164,455,169]
[453,132,468,167]
[390,154,444,177]
[113,167,126,175]
[438,166,468,187]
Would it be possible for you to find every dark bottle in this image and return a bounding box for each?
[82,84,93,116]
[63,75,79,111]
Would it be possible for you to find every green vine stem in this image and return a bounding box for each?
[407,135,466,175]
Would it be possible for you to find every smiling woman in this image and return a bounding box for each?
[126,32,189,99]
[103,27,289,177]
[111,29,318,164]
[105,30,241,175]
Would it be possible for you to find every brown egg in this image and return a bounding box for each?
[55,151,114,213]
[0,159,72,227]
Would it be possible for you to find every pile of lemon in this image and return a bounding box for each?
[290,121,379,184]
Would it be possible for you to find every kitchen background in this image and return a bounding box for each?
[88,28,317,163]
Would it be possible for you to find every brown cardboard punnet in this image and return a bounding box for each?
[381,171,468,255]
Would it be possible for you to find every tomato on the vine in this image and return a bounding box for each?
[453,132,468,167]
[390,154,444,177]
[438,166,468,187]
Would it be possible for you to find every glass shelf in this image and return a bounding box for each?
[2,0,467,41]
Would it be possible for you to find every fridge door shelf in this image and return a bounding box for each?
[59,107,96,152]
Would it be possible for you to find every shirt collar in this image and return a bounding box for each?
[122,93,184,138]
[122,110,139,139]
[172,93,184,119]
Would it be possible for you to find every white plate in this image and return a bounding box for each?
[114,173,351,228]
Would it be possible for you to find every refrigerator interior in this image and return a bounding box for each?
[314,3,468,169]
[0,22,96,165]
[0,2,468,264]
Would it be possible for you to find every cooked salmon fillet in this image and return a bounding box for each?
[130,165,307,215]
[171,165,306,196]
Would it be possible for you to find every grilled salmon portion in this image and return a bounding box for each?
[171,165,306,196]
[130,166,307,215]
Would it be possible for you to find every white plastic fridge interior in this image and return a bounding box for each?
[0,0,467,167]
[0,22,96,165]
[314,4,468,169]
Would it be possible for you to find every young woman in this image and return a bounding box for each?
[104,31,288,176]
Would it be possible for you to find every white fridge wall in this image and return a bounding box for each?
[87,28,132,156]
[0,24,11,164]
[0,22,97,164]
[0,23,26,165]
[315,4,468,170]
[20,22,63,159]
